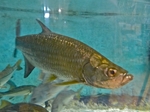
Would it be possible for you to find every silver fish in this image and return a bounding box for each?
[51,87,82,112]
[15,19,133,89]
[0,85,35,98]
[0,59,22,88]
[30,80,68,105]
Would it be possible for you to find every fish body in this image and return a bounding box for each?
[16,19,133,89]
[0,85,35,98]
[0,103,48,112]
[0,59,22,88]
[51,88,82,112]
[30,81,68,105]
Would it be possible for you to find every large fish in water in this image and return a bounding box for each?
[15,19,133,89]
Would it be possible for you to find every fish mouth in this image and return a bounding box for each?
[121,73,133,86]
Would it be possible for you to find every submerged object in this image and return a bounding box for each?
[0,85,35,98]
[15,19,133,89]
[30,80,68,105]
[0,102,48,112]
[51,87,82,112]
[0,100,12,109]
[0,59,22,88]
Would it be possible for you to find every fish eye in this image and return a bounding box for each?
[107,68,117,77]
[32,98,36,101]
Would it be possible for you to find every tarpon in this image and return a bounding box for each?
[15,19,133,89]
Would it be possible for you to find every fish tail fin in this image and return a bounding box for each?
[7,80,17,90]
[0,100,12,109]
[0,93,4,99]
[13,59,22,70]
[13,19,21,58]
[75,86,83,100]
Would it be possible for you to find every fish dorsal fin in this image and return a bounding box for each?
[6,64,11,68]
[24,56,35,78]
[36,19,51,35]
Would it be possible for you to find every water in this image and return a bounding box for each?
[0,0,150,111]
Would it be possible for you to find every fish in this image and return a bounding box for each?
[0,59,22,88]
[51,87,82,112]
[15,19,133,89]
[30,80,68,105]
[0,85,35,98]
[0,102,48,112]
[6,80,17,90]
[0,100,12,109]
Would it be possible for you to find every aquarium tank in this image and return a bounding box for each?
[0,0,150,112]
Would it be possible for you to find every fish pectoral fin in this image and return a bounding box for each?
[55,80,80,86]
[45,74,57,83]
[24,56,35,78]
[41,74,58,83]
[15,59,22,70]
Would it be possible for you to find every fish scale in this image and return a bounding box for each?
[17,34,93,80]
[15,19,133,89]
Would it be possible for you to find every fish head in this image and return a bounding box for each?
[82,54,133,89]
[30,95,45,105]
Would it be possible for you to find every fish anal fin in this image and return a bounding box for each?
[36,19,51,35]
[55,80,80,86]
[46,74,57,83]
[24,56,35,78]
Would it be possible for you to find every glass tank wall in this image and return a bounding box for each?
[0,0,150,112]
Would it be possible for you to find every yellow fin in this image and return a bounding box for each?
[48,74,57,82]
[55,80,80,86]
[0,100,12,109]
[75,86,83,100]
[15,59,22,70]
[44,74,57,83]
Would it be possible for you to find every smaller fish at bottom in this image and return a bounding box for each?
[30,80,68,105]
[0,85,36,99]
[0,59,22,88]
[0,102,48,112]
[51,87,83,112]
